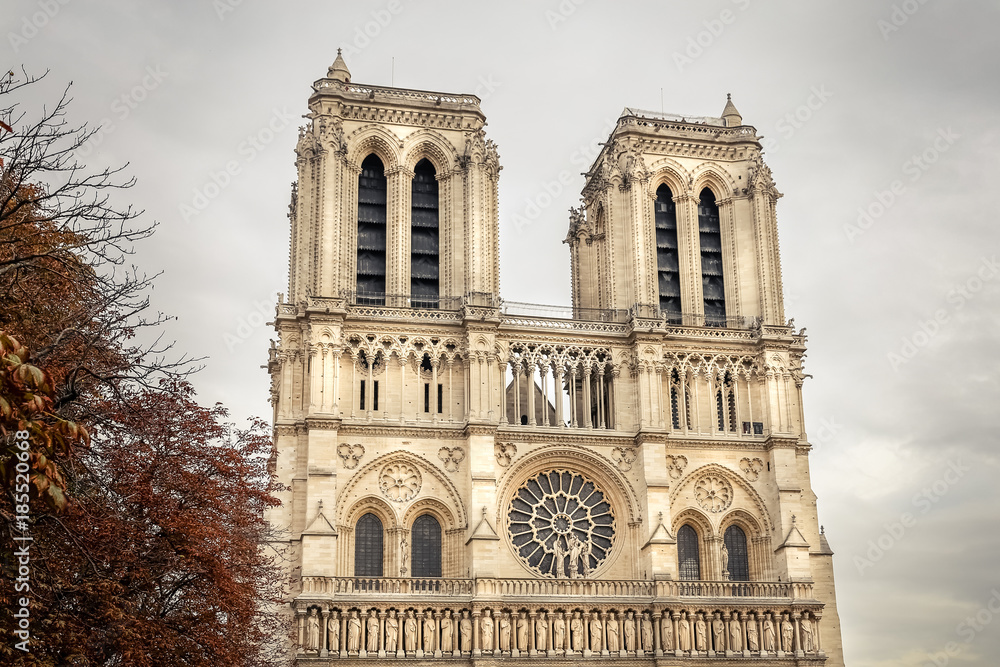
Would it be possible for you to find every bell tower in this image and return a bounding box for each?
[567,96,786,326]
[287,49,501,307]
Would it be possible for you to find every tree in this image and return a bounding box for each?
[0,71,290,665]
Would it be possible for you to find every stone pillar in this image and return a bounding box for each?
[528,611,538,656]
[582,366,592,428]
[296,609,305,653]
[653,610,663,657]
[472,610,481,657]
[793,611,803,657]
[321,609,330,657]
[555,366,565,427]
[431,358,439,423]
[526,362,537,426]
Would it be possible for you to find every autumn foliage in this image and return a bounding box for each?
[1,71,290,665]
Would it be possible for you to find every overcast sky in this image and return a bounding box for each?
[8,1,1000,664]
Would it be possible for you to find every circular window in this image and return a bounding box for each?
[507,470,615,578]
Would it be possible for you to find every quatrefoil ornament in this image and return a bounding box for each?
[438,446,465,473]
[337,443,365,470]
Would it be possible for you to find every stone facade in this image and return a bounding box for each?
[267,52,844,665]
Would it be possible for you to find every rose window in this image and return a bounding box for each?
[379,463,421,502]
[694,474,733,513]
[507,470,615,577]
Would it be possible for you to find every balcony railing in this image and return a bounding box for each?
[300,577,811,602]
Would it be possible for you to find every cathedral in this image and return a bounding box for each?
[266,50,844,665]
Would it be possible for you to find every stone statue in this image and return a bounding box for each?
[481,609,494,650]
[422,612,435,653]
[678,615,691,651]
[536,614,548,651]
[568,534,584,578]
[307,608,321,651]
[499,612,511,651]
[405,611,417,652]
[694,614,706,651]
[589,616,602,652]
[641,613,653,651]
[367,610,379,652]
[729,616,742,652]
[624,611,636,651]
[712,613,725,652]
[721,543,730,578]
[440,610,453,652]
[747,615,759,651]
[553,538,566,578]
[606,612,619,651]
[781,615,794,652]
[385,611,398,652]
[580,539,592,577]
[460,611,472,652]
[517,612,529,651]
[400,535,408,576]
[347,611,361,653]
[661,615,673,650]
[763,615,776,652]
[553,614,566,651]
[571,612,585,651]
[801,617,814,652]
[328,611,340,652]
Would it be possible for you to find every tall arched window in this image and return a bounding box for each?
[411,514,442,577]
[354,513,384,577]
[677,524,701,580]
[698,188,726,326]
[724,525,750,581]
[654,184,681,321]
[357,154,387,305]
[410,159,439,308]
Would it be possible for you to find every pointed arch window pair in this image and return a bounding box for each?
[653,185,726,325]
[355,155,439,307]
[353,512,442,577]
[676,523,748,581]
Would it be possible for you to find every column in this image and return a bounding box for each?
[746,372,755,436]
[378,610,387,658]
[528,611,538,656]
[296,609,306,653]
[693,371,702,433]
[398,355,407,423]
[487,353,495,421]
[792,611,802,656]
[366,353,374,420]
[655,366,665,428]
[653,611,663,657]
[472,610,481,657]
[448,359,455,422]
[513,363,521,425]
[431,357,439,423]
[350,353,358,419]
[582,367,592,428]
[309,346,321,412]
[332,348,341,415]
[526,362,536,426]
[611,367,620,430]
[555,366,565,427]
[636,365,647,427]
[434,611,443,658]
[570,368,578,427]
[680,372,689,432]
[597,370,606,428]
[600,610,609,656]
[321,609,330,657]
[671,612,681,656]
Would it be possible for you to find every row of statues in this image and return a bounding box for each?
[302,607,819,655]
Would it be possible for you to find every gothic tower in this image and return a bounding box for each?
[268,55,844,665]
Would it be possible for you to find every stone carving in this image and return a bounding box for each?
[507,470,614,578]
[307,608,321,651]
[589,616,602,652]
[347,611,361,653]
[379,462,422,502]
[740,456,765,481]
[611,446,637,472]
[678,614,691,651]
[722,542,730,578]
[641,613,653,651]
[665,454,688,479]
[460,611,472,652]
[328,611,340,652]
[571,612,584,651]
[624,611,636,651]
[385,611,398,652]
[495,442,517,467]
[437,446,465,473]
[695,613,706,651]
[367,610,379,652]
[606,612,619,651]
[499,612,511,651]
[553,614,565,652]
[481,609,494,651]
[712,612,725,651]
[517,612,529,651]
[729,616,742,651]
[338,443,365,469]
[404,610,417,652]
[535,613,547,651]
[661,615,673,650]
[763,614,776,652]
[422,612,435,653]
[399,535,408,576]
[801,617,814,652]
[781,615,794,652]
[694,474,733,513]
[747,614,759,651]
[441,610,454,652]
